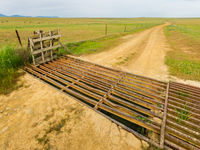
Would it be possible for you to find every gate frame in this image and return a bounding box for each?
[28,29,62,65]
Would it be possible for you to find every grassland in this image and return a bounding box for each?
[164,19,200,81]
[0,17,164,48]
[0,17,164,94]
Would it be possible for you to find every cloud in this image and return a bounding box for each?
[0,0,200,17]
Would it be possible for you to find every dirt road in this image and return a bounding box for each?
[82,23,170,81]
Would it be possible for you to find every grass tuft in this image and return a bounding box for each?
[0,46,29,94]
[165,56,200,80]
[176,103,191,124]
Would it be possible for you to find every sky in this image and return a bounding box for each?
[0,0,200,18]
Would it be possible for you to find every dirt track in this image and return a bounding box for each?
[83,23,170,81]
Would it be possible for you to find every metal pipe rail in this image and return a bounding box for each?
[25,55,200,150]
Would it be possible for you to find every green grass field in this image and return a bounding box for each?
[0,46,28,93]
[164,19,200,81]
[0,17,164,48]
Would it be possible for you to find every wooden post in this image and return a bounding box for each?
[124,25,127,32]
[59,41,71,54]
[49,30,53,60]
[29,38,35,65]
[15,30,23,47]
[105,24,107,36]
[39,32,45,63]
[57,28,60,55]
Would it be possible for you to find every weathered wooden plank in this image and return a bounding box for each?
[49,30,53,60]
[32,34,61,43]
[32,44,61,55]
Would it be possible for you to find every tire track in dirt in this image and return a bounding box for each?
[82,23,171,81]
[126,23,170,80]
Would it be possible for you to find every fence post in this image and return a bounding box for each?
[105,24,107,36]
[15,30,23,47]
[124,25,127,32]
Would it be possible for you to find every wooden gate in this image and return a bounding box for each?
[28,29,62,65]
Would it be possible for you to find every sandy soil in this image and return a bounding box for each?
[1,23,200,150]
[0,74,148,150]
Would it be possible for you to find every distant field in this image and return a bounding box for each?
[165,18,200,81]
[0,17,164,48]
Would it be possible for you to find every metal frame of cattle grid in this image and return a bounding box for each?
[25,30,200,150]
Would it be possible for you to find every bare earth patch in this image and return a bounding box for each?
[0,74,147,150]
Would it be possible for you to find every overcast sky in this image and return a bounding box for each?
[0,0,200,18]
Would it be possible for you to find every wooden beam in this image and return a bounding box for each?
[32,44,61,55]
[32,34,61,43]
